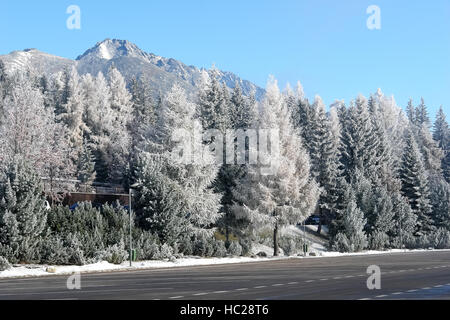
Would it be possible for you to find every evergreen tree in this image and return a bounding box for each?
[76,140,96,191]
[415,98,430,127]
[429,176,450,230]
[106,66,132,184]
[400,129,433,235]
[331,196,368,253]
[135,84,222,244]
[0,156,47,263]
[309,95,340,234]
[433,106,450,183]
[232,76,319,256]
[57,67,86,156]
[406,99,416,125]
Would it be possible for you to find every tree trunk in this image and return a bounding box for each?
[317,207,322,235]
[273,222,279,256]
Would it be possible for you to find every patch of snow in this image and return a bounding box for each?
[98,43,112,60]
[0,256,288,279]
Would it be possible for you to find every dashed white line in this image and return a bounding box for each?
[376,294,387,298]
[288,282,298,285]
[272,284,284,286]
[254,286,267,289]
[235,288,248,291]
[193,292,208,296]
[213,290,229,294]
[169,296,184,299]
[305,280,315,283]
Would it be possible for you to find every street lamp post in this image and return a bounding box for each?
[128,183,140,267]
[129,188,132,267]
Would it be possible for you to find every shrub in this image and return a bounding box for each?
[155,243,174,260]
[193,235,215,257]
[227,241,242,256]
[97,241,128,264]
[279,235,303,256]
[0,256,11,271]
[213,240,227,257]
[430,228,450,249]
[39,235,70,265]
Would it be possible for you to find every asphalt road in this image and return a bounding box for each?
[1,250,450,300]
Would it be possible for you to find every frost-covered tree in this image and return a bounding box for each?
[400,129,433,235]
[309,95,340,234]
[415,98,430,128]
[331,196,368,253]
[433,106,450,183]
[340,95,377,180]
[197,68,231,132]
[135,84,221,245]
[76,140,96,191]
[429,176,450,230]
[57,67,86,157]
[232,77,319,256]
[406,99,416,125]
[0,156,47,263]
[129,76,156,149]
[106,66,132,184]
[0,73,73,193]
[81,72,113,182]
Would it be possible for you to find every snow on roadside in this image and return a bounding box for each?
[2,248,450,279]
[0,256,287,279]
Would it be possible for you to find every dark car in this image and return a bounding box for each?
[304,215,320,225]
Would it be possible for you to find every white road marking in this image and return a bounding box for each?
[272,284,284,286]
[305,280,315,283]
[376,294,387,298]
[213,290,229,294]
[193,292,208,296]
[287,282,298,285]
[236,288,248,291]
[169,296,184,299]
[254,286,267,289]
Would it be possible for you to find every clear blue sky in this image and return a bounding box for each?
[1,0,449,119]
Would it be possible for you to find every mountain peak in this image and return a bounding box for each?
[76,39,147,61]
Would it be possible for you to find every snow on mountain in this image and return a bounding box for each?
[0,39,264,100]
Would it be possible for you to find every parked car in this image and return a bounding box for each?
[303,215,320,225]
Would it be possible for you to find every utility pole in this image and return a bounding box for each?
[129,188,132,267]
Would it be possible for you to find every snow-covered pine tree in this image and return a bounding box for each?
[415,98,430,128]
[77,140,96,191]
[309,95,340,234]
[129,76,156,149]
[331,195,368,253]
[433,106,450,183]
[135,84,221,245]
[428,176,450,231]
[106,65,132,184]
[56,67,86,157]
[0,156,47,263]
[400,129,433,235]
[214,81,257,244]
[391,192,417,248]
[232,76,319,256]
[406,99,416,125]
[340,95,377,181]
[81,72,113,182]
[0,72,72,190]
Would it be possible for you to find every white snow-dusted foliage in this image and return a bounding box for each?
[0,52,449,269]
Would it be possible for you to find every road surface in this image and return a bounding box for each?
[1,250,450,300]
